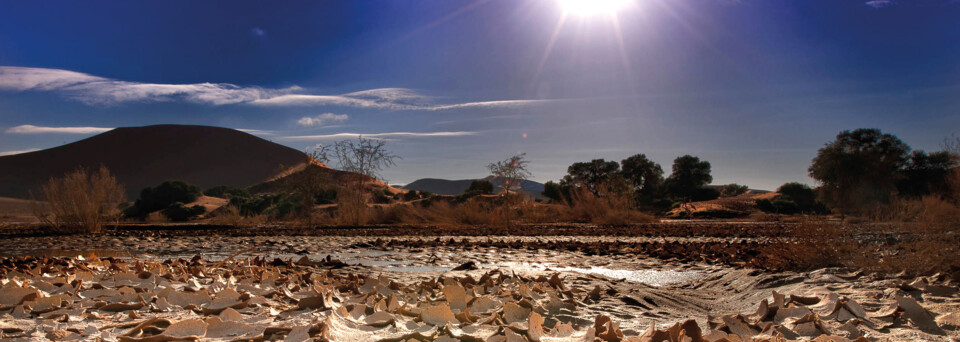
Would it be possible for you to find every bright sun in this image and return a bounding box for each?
[558,0,630,16]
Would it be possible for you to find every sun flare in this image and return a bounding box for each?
[558,0,631,16]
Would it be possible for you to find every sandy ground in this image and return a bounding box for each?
[0,233,958,341]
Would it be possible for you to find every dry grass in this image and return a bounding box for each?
[206,205,270,226]
[33,166,125,233]
[335,188,369,225]
[768,195,960,278]
[566,186,655,224]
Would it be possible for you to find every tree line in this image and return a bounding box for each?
[536,128,958,218]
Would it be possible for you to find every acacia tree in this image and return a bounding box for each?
[620,154,664,203]
[560,159,620,196]
[664,155,713,202]
[316,136,399,224]
[488,153,532,195]
[809,128,910,219]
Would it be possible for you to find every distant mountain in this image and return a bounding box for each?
[0,125,311,199]
[402,176,546,199]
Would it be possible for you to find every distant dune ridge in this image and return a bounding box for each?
[0,124,312,199]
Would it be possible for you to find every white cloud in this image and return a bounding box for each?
[0,66,297,105]
[296,113,349,127]
[0,66,555,110]
[0,148,41,156]
[251,27,266,37]
[427,99,551,111]
[280,131,477,140]
[235,128,275,135]
[5,125,113,134]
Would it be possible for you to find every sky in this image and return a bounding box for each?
[1,0,958,190]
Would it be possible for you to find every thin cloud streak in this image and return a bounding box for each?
[0,66,552,110]
[5,125,113,134]
[280,131,478,141]
[297,113,349,127]
[0,148,41,156]
[235,128,276,136]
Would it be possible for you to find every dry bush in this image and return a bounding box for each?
[366,198,517,227]
[206,205,273,226]
[567,185,654,225]
[716,197,755,212]
[335,188,369,225]
[516,201,571,224]
[769,196,960,278]
[34,166,125,233]
[766,219,861,270]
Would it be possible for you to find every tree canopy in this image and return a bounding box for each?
[809,128,910,217]
[664,155,713,201]
[620,154,663,200]
[561,159,620,196]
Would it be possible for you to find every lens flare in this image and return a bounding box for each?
[558,0,630,16]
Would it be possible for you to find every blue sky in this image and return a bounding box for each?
[1,0,958,189]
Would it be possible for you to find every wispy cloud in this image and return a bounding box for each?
[0,148,41,156]
[0,66,553,110]
[235,128,275,136]
[251,27,266,37]
[865,0,894,8]
[280,131,478,141]
[5,125,113,134]
[297,113,349,127]
[0,66,298,105]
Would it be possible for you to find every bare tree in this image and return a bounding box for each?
[319,136,399,224]
[35,166,125,233]
[488,153,532,195]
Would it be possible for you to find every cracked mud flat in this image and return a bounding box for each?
[0,233,958,341]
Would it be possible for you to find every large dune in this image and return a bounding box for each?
[0,125,311,199]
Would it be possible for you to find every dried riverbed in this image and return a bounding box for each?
[0,228,958,341]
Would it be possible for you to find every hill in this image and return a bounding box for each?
[403,176,546,199]
[0,125,311,199]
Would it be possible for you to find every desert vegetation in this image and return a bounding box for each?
[32,166,125,233]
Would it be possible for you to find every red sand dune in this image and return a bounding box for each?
[0,125,311,200]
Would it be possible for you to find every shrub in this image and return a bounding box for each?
[266,193,303,219]
[717,183,749,197]
[467,179,494,195]
[128,180,203,217]
[455,190,485,203]
[36,166,125,233]
[372,189,393,204]
[771,198,800,214]
[690,187,720,202]
[542,181,564,203]
[777,182,816,208]
[161,202,206,221]
[402,190,422,202]
[756,198,800,214]
[314,188,338,204]
[567,185,654,225]
[691,209,748,219]
[203,186,250,199]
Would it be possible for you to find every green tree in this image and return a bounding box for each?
[777,182,816,209]
[809,128,910,219]
[130,180,203,216]
[542,181,564,203]
[467,179,494,195]
[664,155,713,201]
[897,150,957,198]
[620,154,664,202]
[561,159,620,196]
